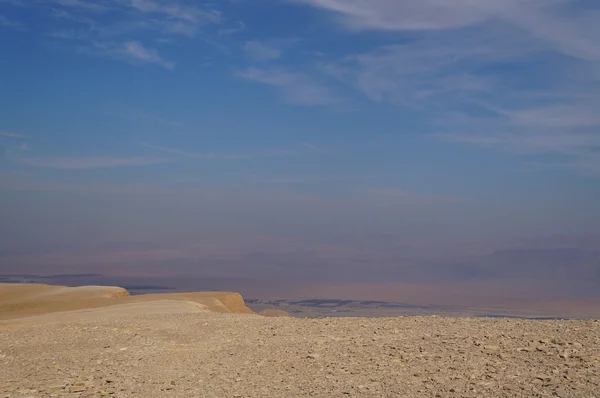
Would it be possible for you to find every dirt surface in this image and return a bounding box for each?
[2,299,599,398]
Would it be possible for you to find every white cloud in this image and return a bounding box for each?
[129,0,221,25]
[236,67,341,106]
[299,0,600,61]
[322,28,546,106]
[297,0,505,31]
[300,0,600,175]
[122,40,174,68]
[2,0,231,67]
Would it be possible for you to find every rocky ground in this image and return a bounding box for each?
[1,301,599,398]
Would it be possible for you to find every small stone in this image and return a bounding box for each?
[484,345,500,351]
[564,370,577,380]
[306,353,320,360]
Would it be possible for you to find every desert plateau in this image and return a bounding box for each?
[1,283,599,398]
[3,0,600,395]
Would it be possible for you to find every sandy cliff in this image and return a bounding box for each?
[0,283,254,320]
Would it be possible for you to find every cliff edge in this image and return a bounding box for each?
[0,283,254,321]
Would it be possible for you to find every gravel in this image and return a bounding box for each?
[1,304,599,397]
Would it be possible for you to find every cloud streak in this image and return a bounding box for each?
[122,40,173,68]
[0,14,25,30]
[297,0,600,175]
[0,129,26,138]
[80,40,174,68]
[2,0,230,67]
[142,143,292,160]
[236,67,341,106]
[243,41,282,62]
[299,0,600,61]
[18,156,168,170]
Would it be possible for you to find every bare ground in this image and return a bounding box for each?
[2,299,600,398]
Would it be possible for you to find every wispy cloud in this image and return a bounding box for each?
[248,174,369,185]
[0,175,172,195]
[0,14,25,30]
[52,0,109,13]
[435,125,600,175]
[0,129,26,138]
[105,107,183,127]
[0,129,29,157]
[322,31,539,107]
[130,0,221,25]
[129,0,221,38]
[301,142,330,154]
[80,40,174,68]
[236,67,341,106]
[299,0,600,61]
[2,0,230,66]
[142,143,292,160]
[122,40,173,68]
[367,188,467,205]
[298,0,600,175]
[243,41,282,61]
[218,21,245,36]
[297,0,501,31]
[18,156,168,170]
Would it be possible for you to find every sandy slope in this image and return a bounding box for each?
[0,284,253,320]
[1,284,599,397]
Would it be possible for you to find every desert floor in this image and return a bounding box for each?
[1,284,599,398]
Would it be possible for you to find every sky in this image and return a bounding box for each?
[1,0,600,303]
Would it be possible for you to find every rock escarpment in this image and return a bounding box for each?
[0,283,255,320]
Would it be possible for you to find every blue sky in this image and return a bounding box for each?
[1,0,599,255]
